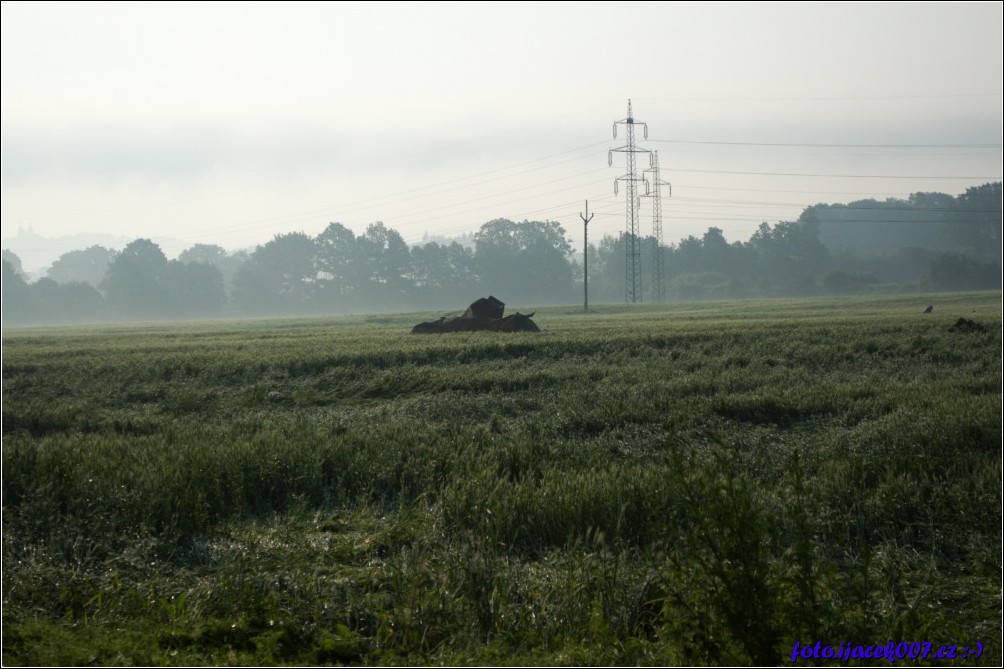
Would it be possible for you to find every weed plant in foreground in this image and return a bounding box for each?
[2,292,1001,665]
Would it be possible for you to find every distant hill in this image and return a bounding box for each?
[800,182,1001,259]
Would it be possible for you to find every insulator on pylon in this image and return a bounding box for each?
[649,153,654,167]
[643,123,648,140]
[614,180,619,195]
[644,178,650,195]
[608,150,613,167]
[613,123,617,139]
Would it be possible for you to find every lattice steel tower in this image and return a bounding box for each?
[643,150,671,302]
[609,99,649,303]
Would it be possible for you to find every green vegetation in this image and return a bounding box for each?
[4,183,1002,325]
[3,292,1001,666]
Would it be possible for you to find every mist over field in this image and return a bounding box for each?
[3,181,1001,326]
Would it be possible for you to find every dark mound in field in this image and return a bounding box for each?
[412,296,541,334]
[948,317,988,333]
[463,295,505,320]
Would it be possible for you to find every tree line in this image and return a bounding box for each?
[2,183,1000,325]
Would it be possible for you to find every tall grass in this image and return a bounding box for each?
[3,292,1001,665]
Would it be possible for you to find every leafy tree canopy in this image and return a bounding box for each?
[46,245,115,287]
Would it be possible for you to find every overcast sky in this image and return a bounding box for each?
[2,1,1001,265]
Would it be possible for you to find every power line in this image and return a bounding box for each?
[390,175,615,233]
[162,144,609,240]
[64,99,999,250]
[666,167,1001,179]
[682,185,945,197]
[650,139,1001,149]
[637,93,1001,103]
[665,196,1002,214]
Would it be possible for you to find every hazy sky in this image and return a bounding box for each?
[2,1,1001,265]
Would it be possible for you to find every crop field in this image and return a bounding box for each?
[2,292,1001,666]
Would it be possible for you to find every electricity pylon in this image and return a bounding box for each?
[609,99,649,303]
[643,150,671,303]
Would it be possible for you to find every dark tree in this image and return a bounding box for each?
[231,232,317,314]
[168,260,227,317]
[314,222,361,309]
[177,243,229,266]
[178,243,247,297]
[3,248,105,325]
[101,239,176,318]
[355,222,412,306]
[926,251,1000,291]
[948,182,1002,259]
[409,241,477,307]
[30,278,104,324]
[2,249,26,278]
[46,245,115,287]
[2,255,31,323]
[591,234,627,302]
[474,219,575,304]
[749,220,830,294]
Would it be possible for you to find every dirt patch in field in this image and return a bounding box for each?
[948,317,988,334]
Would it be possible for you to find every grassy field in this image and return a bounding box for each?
[2,292,1001,666]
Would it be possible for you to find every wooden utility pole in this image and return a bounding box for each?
[580,200,593,312]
